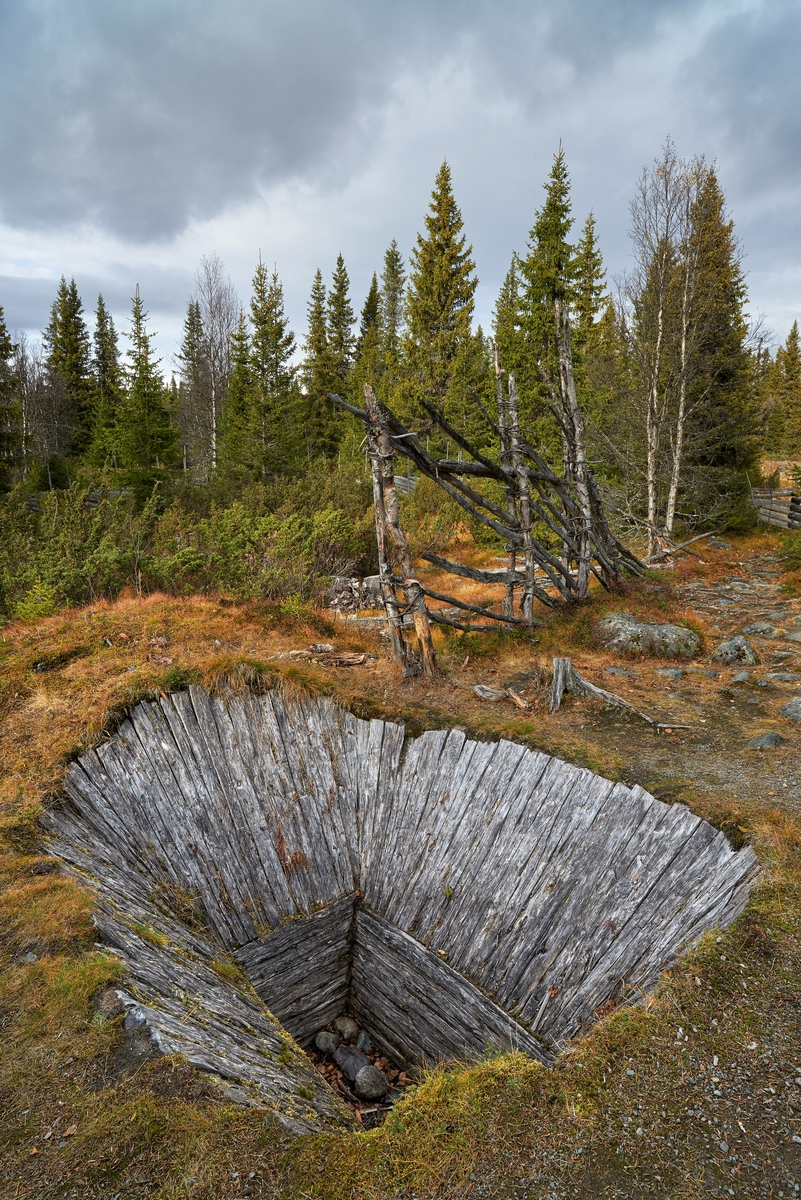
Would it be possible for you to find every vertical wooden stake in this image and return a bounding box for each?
[507,373,536,628]
[364,385,437,678]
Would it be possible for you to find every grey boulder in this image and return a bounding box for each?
[334,1044,370,1081]
[741,622,775,637]
[354,1064,389,1100]
[711,636,759,666]
[598,612,700,659]
[745,732,786,749]
[333,1015,358,1041]
[314,1030,339,1056]
[779,697,801,723]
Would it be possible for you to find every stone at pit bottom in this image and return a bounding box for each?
[354,1064,389,1100]
[315,1031,339,1055]
[334,1044,370,1081]
[334,1015,358,1041]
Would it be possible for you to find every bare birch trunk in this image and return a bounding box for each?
[494,342,517,618]
[555,300,593,598]
[364,386,437,677]
[506,373,536,624]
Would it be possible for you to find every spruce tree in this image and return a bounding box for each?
[86,295,122,466]
[248,261,297,477]
[517,148,578,462]
[116,287,177,489]
[220,307,254,471]
[772,322,801,457]
[0,306,18,489]
[175,299,206,473]
[405,161,477,408]
[519,147,575,371]
[380,240,406,363]
[302,269,340,457]
[684,170,757,483]
[327,254,355,387]
[354,272,381,364]
[493,257,524,378]
[573,213,607,342]
[42,276,92,452]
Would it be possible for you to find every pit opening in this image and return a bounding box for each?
[44,686,758,1134]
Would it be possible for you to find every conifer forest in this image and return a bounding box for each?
[0,143,796,617]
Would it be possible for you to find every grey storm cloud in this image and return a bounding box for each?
[0,0,726,243]
[1,0,800,347]
[0,0,453,239]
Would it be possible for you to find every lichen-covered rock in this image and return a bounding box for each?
[711,636,759,666]
[742,622,776,637]
[354,1064,389,1100]
[315,1030,339,1055]
[598,612,700,659]
[779,697,801,723]
[745,732,785,749]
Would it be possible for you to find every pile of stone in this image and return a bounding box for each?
[325,576,385,614]
[311,1014,413,1114]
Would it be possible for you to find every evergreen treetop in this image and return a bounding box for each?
[406,160,477,398]
[0,306,18,489]
[327,254,355,384]
[117,287,177,483]
[302,269,340,457]
[250,260,296,395]
[42,276,92,451]
[86,294,122,465]
[380,239,406,361]
[573,212,607,336]
[519,147,576,343]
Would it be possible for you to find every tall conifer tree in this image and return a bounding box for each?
[405,161,477,407]
[42,276,92,452]
[302,269,340,457]
[0,306,18,489]
[248,260,297,477]
[175,299,205,473]
[116,288,177,488]
[573,213,607,342]
[220,308,254,471]
[327,254,355,388]
[773,322,801,456]
[86,295,122,465]
[380,240,406,364]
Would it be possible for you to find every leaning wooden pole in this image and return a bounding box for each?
[363,385,437,678]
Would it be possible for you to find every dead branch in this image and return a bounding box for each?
[420,585,545,627]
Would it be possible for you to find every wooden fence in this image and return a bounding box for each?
[750,486,801,530]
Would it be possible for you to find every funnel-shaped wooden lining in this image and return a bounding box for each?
[44,687,757,1133]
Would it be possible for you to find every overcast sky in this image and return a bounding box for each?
[0,0,799,369]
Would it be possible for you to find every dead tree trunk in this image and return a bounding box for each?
[363,385,437,678]
[366,416,407,668]
[506,372,537,626]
